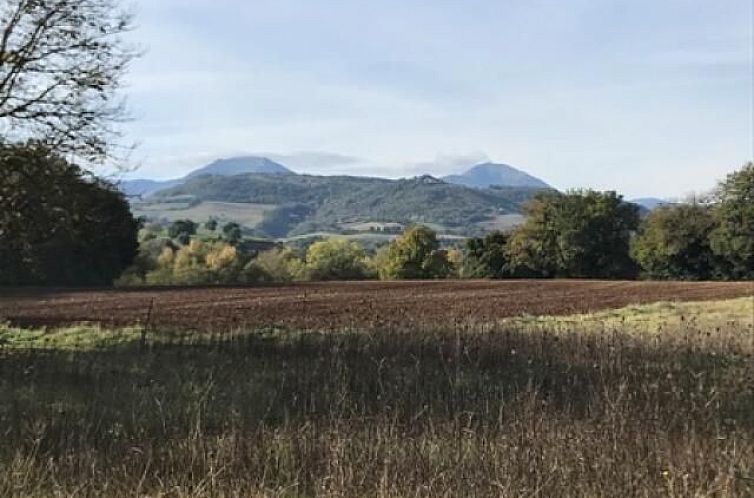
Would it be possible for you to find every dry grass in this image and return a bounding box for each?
[0,298,752,497]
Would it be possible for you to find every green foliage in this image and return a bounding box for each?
[0,142,139,286]
[302,239,372,281]
[463,231,509,278]
[222,222,242,245]
[378,226,451,280]
[167,219,197,241]
[115,238,175,286]
[709,162,754,279]
[205,219,218,231]
[506,191,640,278]
[139,223,165,242]
[243,248,303,283]
[631,204,720,280]
[141,240,247,285]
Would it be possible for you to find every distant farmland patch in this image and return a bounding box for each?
[478,213,525,231]
[132,201,276,228]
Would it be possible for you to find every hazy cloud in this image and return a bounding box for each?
[407,153,492,177]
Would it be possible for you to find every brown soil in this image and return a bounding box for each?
[1,280,752,331]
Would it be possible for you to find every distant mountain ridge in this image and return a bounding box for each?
[124,156,554,237]
[186,156,291,178]
[443,163,550,189]
[121,157,550,198]
[630,197,673,211]
[120,156,292,197]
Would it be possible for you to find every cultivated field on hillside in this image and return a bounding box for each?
[0,297,752,497]
[2,280,751,330]
[132,201,275,229]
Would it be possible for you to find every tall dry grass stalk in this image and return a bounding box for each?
[0,301,752,497]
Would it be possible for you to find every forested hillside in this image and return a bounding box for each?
[149,173,546,237]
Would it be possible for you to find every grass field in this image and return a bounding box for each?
[1,292,753,497]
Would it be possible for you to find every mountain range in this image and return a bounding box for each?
[442,162,550,189]
[629,197,673,210]
[126,156,552,239]
[125,156,674,240]
[120,156,293,197]
[121,156,548,197]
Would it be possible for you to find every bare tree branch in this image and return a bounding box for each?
[0,0,139,164]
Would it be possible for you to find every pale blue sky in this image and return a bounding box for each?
[123,0,752,198]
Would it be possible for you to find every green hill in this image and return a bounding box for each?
[146,173,546,238]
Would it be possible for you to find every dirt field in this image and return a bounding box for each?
[2,280,751,331]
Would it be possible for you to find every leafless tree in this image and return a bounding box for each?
[0,0,138,162]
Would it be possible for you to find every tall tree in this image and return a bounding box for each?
[379,225,451,280]
[463,231,509,278]
[222,222,243,245]
[0,142,139,285]
[0,0,137,161]
[710,162,754,279]
[303,239,370,281]
[631,204,719,280]
[168,220,197,242]
[506,190,640,278]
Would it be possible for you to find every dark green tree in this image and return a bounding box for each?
[709,162,754,279]
[463,231,509,278]
[0,143,139,285]
[506,190,640,278]
[631,204,719,280]
[222,222,243,245]
[168,220,197,242]
[205,219,218,231]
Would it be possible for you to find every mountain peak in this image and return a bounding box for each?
[186,156,293,178]
[443,162,550,189]
[410,174,444,185]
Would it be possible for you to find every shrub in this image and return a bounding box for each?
[302,239,372,281]
[243,248,303,283]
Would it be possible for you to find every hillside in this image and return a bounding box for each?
[147,172,546,237]
[119,178,182,197]
[186,156,292,178]
[443,162,550,189]
[120,156,293,197]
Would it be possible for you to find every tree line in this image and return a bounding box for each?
[2,141,751,286]
[463,162,753,281]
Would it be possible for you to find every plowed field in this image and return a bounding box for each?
[2,280,751,331]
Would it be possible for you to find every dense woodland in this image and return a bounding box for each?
[153,172,541,237]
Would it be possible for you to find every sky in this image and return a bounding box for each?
[122,0,753,198]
